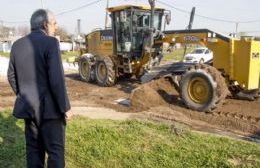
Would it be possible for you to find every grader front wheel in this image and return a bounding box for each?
[179,64,228,112]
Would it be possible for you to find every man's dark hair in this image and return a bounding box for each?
[30,9,51,31]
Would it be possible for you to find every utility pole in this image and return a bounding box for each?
[40,0,44,8]
[148,0,155,29]
[105,0,109,29]
[235,22,239,35]
[0,20,3,41]
[77,19,81,36]
[77,19,82,50]
[183,7,196,57]
[187,7,196,30]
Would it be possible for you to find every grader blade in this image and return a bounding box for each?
[140,62,193,83]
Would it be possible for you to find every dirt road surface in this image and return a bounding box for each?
[0,70,259,141]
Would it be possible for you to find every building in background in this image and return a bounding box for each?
[0,41,12,52]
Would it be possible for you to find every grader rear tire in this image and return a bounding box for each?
[95,56,116,87]
[179,64,228,112]
[79,57,93,82]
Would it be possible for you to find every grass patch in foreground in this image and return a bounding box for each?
[0,52,10,58]
[0,109,25,167]
[1,110,259,168]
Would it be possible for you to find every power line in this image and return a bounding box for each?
[239,20,260,24]
[2,0,260,26]
[157,0,260,24]
[56,0,102,16]
[241,30,260,33]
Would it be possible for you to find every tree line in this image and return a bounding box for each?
[0,25,72,41]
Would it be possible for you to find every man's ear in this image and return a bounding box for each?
[43,21,48,30]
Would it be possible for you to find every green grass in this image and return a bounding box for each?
[162,48,194,61]
[1,110,259,168]
[61,51,78,61]
[0,109,25,167]
[0,52,10,58]
[2,48,191,62]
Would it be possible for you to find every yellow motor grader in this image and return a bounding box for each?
[77,4,168,86]
[74,1,260,112]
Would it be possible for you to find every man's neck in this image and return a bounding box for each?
[40,29,48,35]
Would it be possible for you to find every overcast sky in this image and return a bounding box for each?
[0,0,260,36]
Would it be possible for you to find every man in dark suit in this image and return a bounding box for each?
[7,9,72,168]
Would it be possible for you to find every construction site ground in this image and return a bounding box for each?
[0,67,259,142]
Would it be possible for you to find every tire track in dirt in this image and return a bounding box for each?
[129,77,260,137]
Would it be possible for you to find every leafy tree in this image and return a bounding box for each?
[0,26,15,40]
[55,27,71,41]
[15,26,30,36]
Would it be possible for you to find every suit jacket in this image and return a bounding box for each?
[7,30,70,121]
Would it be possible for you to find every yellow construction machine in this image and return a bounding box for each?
[77,3,168,86]
[75,0,260,112]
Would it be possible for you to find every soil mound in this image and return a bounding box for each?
[130,78,177,111]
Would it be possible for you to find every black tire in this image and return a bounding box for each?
[79,56,94,82]
[179,64,228,112]
[95,56,116,86]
